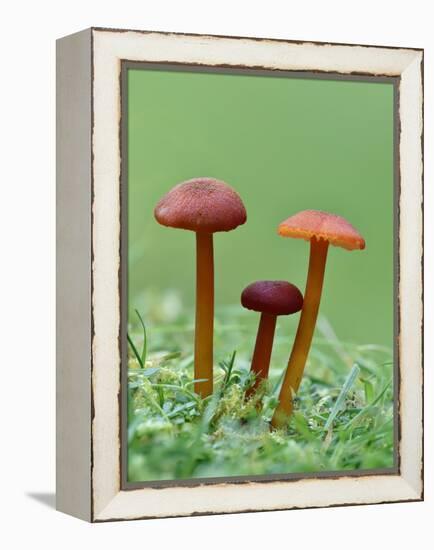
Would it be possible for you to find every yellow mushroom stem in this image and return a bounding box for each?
[271,238,329,428]
[246,313,277,400]
[194,232,214,398]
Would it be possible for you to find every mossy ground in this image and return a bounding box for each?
[127,296,394,482]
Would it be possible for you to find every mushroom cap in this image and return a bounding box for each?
[154,177,247,233]
[278,210,365,251]
[241,281,303,316]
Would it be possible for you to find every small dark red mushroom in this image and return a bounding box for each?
[241,281,303,400]
[155,177,246,398]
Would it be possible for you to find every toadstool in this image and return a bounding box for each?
[154,177,247,398]
[241,280,303,400]
[271,210,365,428]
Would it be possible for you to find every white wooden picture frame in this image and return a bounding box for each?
[56,27,423,522]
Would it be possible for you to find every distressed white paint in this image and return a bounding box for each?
[91,28,423,521]
[397,53,424,494]
[98,475,420,520]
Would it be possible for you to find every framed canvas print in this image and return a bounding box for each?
[56,27,424,522]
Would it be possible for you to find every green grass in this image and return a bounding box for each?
[127,296,394,482]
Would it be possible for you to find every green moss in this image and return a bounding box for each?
[127,305,394,482]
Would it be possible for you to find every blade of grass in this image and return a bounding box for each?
[361,376,375,404]
[324,363,360,432]
[271,366,287,398]
[343,379,392,431]
[317,316,353,367]
[151,383,200,402]
[127,333,144,368]
[135,309,147,366]
[201,388,222,432]
[221,350,237,391]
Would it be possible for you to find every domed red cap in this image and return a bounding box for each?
[278,210,365,251]
[241,281,303,316]
[154,177,247,233]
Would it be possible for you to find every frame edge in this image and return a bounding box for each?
[90,29,424,521]
[56,28,93,522]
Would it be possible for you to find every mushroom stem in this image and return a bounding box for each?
[272,238,329,428]
[194,232,214,397]
[246,313,277,400]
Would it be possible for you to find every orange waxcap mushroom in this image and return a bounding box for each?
[278,210,365,251]
[155,177,246,233]
[271,209,365,429]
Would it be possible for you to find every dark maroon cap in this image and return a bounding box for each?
[154,177,247,233]
[241,281,303,316]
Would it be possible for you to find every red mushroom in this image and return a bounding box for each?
[155,177,246,398]
[271,210,365,428]
[241,281,303,401]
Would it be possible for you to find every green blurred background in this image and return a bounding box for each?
[127,68,394,348]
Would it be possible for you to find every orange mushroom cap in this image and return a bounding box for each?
[241,281,303,316]
[154,177,247,233]
[278,210,365,251]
